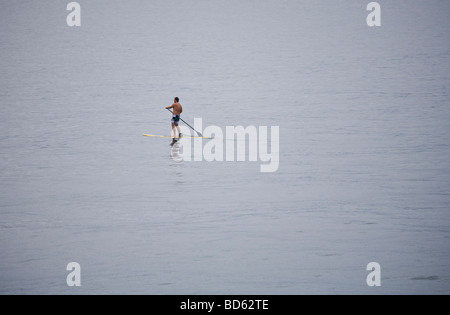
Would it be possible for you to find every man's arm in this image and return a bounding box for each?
[165,104,175,110]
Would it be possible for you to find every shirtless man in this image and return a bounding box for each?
[165,97,183,140]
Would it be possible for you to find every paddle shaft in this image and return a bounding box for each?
[167,108,203,137]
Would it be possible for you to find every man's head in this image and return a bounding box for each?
[174,97,179,103]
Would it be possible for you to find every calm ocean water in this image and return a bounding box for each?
[1,0,449,294]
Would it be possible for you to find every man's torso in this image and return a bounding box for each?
[172,103,183,115]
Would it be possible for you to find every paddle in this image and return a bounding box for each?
[167,108,203,137]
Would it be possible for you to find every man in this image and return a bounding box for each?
[165,97,183,141]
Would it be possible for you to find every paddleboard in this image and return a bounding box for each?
[143,134,213,139]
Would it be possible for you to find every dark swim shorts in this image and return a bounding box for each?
[171,114,180,126]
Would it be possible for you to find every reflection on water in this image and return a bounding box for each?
[171,141,183,163]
